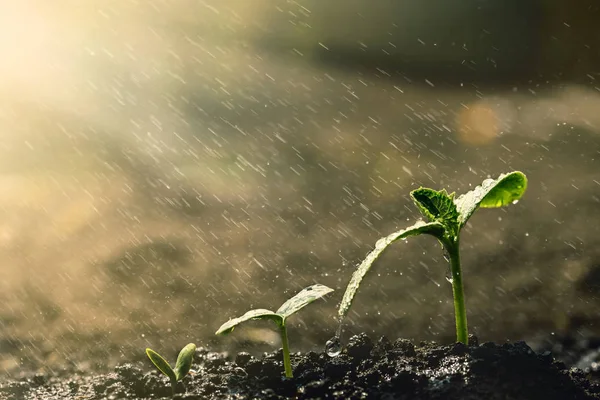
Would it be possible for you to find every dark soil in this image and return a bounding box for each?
[3,333,600,400]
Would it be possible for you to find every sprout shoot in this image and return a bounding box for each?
[338,171,528,345]
[216,284,334,378]
[146,343,196,396]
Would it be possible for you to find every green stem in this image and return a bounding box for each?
[170,378,176,397]
[279,324,293,378]
[447,239,468,345]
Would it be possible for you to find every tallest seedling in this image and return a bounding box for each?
[338,171,527,345]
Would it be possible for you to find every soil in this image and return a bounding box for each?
[3,333,600,400]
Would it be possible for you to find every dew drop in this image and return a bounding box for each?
[325,336,342,357]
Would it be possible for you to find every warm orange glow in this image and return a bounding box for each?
[456,102,501,146]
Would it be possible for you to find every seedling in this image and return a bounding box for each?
[338,171,527,345]
[146,343,196,396]
[216,284,334,378]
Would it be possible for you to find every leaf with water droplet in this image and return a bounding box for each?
[454,171,527,228]
[216,284,333,379]
[216,284,334,336]
[410,188,458,228]
[338,221,445,319]
[277,284,334,319]
[215,309,283,334]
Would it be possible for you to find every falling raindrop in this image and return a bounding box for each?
[325,336,342,357]
[442,250,450,263]
[445,263,453,284]
[443,250,453,284]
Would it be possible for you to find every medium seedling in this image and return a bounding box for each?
[216,284,334,378]
[338,171,527,345]
[146,343,196,396]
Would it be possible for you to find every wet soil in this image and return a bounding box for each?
[3,333,600,400]
[2,0,600,382]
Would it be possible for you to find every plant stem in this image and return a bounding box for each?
[279,324,293,378]
[447,239,468,345]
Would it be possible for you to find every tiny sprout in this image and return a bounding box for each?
[146,343,196,396]
[338,171,527,345]
[216,284,334,378]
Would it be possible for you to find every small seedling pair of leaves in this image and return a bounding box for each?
[338,171,527,345]
[216,284,334,378]
[409,172,527,234]
[146,343,196,396]
[216,284,334,334]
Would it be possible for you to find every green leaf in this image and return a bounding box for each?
[215,309,283,335]
[276,284,334,319]
[146,348,176,382]
[410,188,458,227]
[174,343,196,381]
[454,171,527,228]
[338,221,445,319]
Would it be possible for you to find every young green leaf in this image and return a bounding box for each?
[276,284,334,319]
[338,221,445,319]
[215,309,283,335]
[454,171,527,228]
[216,284,333,378]
[410,188,458,227]
[174,343,196,381]
[146,348,176,382]
[338,171,527,345]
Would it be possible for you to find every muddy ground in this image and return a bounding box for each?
[3,333,600,399]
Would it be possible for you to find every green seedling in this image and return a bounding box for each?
[216,284,334,378]
[146,343,196,396]
[338,171,527,345]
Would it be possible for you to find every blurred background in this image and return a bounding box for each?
[1,0,599,376]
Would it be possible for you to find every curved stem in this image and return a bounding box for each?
[447,238,468,345]
[279,324,293,378]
